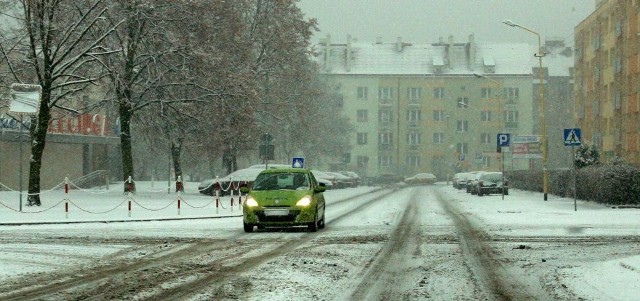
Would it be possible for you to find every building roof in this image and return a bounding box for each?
[317,37,534,76]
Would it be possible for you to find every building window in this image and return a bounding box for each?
[480,110,492,122]
[504,87,519,100]
[433,110,445,122]
[406,109,421,122]
[379,109,393,123]
[456,143,468,155]
[357,156,369,168]
[482,156,491,167]
[407,87,422,101]
[481,88,492,99]
[378,155,393,167]
[379,132,393,145]
[457,97,469,108]
[505,111,518,121]
[357,110,368,122]
[481,133,491,144]
[504,110,518,128]
[433,87,445,99]
[407,132,421,145]
[433,133,444,144]
[357,87,368,100]
[357,133,368,145]
[379,87,394,100]
[456,120,469,132]
[406,155,420,167]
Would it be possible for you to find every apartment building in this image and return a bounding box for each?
[318,35,536,180]
[574,0,640,164]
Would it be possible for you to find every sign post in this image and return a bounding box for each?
[8,83,42,211]
[497,134,511,200]
[564,128,582,211]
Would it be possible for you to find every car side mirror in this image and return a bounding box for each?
[315,183,326,193]
[240,186,249,194]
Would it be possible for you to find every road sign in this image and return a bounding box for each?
[259,144,274,160]
[292,157,304,168]
[261,133,273,144]
[563,128,582,146]
[9,83,42,115]
[496,133,510,153]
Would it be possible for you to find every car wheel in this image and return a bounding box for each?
[308,208,319,232]
[243,222,254,232]
[318,212,326,229]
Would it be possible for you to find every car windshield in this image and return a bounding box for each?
[482,173,504,181]
[252,172,310,191]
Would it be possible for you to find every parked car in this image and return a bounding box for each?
[475,172,509,196]
[338,171,361,187]
[241,168,326,232]
[466,172,484,194]
[404,173,437,185]
[311,170,337,189]
[369,174,404,186]
[452,172,468,189]
[324,171,353,188]
[198,167,264,196]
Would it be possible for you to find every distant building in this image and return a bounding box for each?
[574,0,640,164]
[532,38,576,170]
[317,35,539,180]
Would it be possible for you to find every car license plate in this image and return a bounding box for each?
[264,209,289,216]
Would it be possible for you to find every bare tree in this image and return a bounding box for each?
[1,0,121,206]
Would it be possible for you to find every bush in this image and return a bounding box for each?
[507,164,640,205]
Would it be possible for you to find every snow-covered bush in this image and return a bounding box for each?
[574,143,600,169]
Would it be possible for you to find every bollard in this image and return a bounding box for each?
[64,177,70,194]
[177,198,181,216]
[230,189,234,212]
[215,187,220,214]
[128,200,132,217]
[65,201,69,219]
[176,175,184,193]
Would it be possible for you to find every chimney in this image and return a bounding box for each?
[346,34,352,72]
[396,37,403,52]
[468,34,476,71]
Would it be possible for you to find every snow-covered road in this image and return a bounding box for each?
[0,183,639,300]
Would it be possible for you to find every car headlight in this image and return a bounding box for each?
[245,196,259,207]
[296,196,312,207]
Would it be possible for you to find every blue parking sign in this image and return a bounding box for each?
[497,133,510,147]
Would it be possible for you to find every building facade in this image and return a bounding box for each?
[574,0,640,164]
[318,35,537,180]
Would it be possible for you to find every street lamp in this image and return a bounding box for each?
[503,19,548,201]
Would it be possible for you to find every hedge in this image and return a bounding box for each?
[506,164,640,205]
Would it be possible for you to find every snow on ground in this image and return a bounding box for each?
[1,181,639,299]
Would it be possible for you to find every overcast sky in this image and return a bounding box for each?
[297,0,595,46]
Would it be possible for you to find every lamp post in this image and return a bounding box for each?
[503,19,548,201]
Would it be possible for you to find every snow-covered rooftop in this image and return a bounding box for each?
[319,37,534,76]
[317,36,574,78]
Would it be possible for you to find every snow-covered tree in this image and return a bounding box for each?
[574,142,600,169]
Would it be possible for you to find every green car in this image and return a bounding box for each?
[241,168,326,232]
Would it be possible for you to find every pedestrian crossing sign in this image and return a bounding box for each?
[563,128,582,146]
[292,157,305,168]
